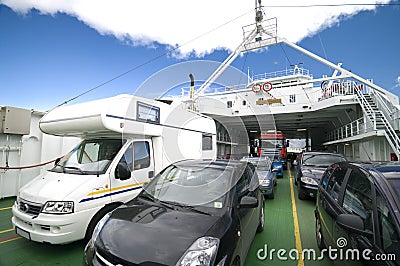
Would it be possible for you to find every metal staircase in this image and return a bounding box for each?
[355,88,400,158]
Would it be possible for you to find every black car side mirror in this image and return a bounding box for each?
[336,214,366,234]
[115,162,131,180]
[240,196,258,208]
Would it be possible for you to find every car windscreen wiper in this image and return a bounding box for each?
[159,200,211,216]
[138,193,156,202]
[62,166,85,174]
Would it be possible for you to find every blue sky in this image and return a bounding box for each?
[0,1,399,111]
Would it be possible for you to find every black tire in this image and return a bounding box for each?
[298,187,307,200]
[268,189,275,199]
[316,215,326,250]
[232,256,240,266]
[257,199,265,233]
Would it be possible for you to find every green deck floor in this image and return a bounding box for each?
[0,169,333,266]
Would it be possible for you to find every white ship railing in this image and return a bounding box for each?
[326,117,374,142]
[252,67,311,81]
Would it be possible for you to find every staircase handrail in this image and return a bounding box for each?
[376,110,400,154]
[355,87,400,157]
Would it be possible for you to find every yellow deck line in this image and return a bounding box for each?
[0,228,13,235]
[0,236,21,245]
[0,206,12,211]
[289,168,304,266]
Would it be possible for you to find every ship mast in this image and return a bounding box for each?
[193,0,277,99]
[193,0,391,101]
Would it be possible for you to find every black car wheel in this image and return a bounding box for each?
[315,215,326,250]
[298,187,306,200]
[257,200,265,233]
[232,256,240,266]
[268,189,275,199]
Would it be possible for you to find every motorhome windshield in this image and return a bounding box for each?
[50,139,124,175]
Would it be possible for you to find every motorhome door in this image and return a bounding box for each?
[111,140,154,202]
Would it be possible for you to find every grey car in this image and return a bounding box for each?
[241,156,277,199]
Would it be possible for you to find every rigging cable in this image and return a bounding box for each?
[261,3,399,8]
[279,44,292,67]
[318,33,328,60]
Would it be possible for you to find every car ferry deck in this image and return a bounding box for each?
[0,168,333,266]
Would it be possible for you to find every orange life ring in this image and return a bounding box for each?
[252,83,262,93]
[262,82,273,92]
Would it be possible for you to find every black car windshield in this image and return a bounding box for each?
[142,164,233,213]
[50,139,124,175]
[303,154,346,167]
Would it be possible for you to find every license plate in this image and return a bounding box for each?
[15,227,31,240]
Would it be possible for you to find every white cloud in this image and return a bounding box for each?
[0,0,390,57]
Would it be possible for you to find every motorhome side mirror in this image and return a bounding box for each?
[240,196,258,208]
[115,162,131,180]
[336,214,369,235]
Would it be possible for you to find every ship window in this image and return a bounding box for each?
[227,101,233,108]
[289,94,296,103]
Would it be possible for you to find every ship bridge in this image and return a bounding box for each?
[180,66,400,162]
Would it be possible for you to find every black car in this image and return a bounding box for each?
[84,159,264,266]
[294,151,346,199]
[315,162,400,265]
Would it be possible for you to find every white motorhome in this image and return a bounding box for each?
[12,94,216,244]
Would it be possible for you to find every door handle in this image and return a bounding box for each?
[148,171,154,178]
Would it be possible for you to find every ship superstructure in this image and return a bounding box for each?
[169,1,400,162]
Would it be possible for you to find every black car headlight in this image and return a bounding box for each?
[176,237,219,266]
[259,179,271,186]
[300,176,318,186]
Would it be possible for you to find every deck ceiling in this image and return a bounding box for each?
[207,103,359,139]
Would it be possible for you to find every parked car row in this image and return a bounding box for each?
[293,150,399,265]
[84,159,265,266]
